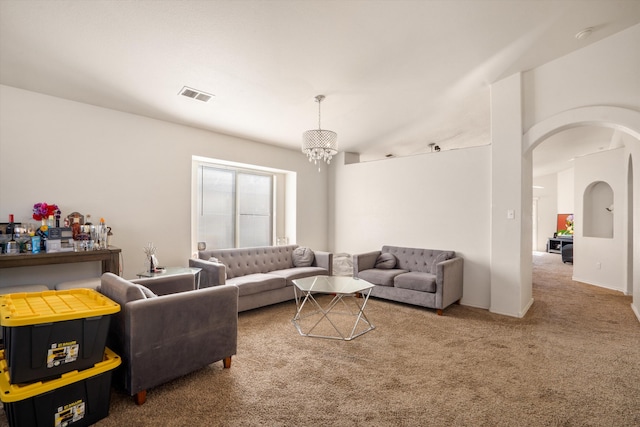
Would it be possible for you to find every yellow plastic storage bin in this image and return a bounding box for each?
[0,347,121,427]
[0,289,120,384]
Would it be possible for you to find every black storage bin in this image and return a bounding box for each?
[0,289,119,384]
[0,347,121,427]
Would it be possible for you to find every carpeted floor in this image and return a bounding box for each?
[4,253,640,426]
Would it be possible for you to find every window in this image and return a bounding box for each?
[197,164,274,248]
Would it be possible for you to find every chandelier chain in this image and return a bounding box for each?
[317,96,322,130]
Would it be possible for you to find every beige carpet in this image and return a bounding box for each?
[4,253,640,426]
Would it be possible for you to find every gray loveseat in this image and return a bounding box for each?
[189,244,333,312]
[353,245,463,315]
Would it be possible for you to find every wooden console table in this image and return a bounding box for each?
[0,246,121,274]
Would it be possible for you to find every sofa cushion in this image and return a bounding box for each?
[100,273,146,306]
[292,247,315,267]
[226,273,286,297]
[394,272,437,293]
[0,284,49,294]
[375,253,397,269]
[358,269,408,287]
[270,267,329,285]
[430,251,455,274]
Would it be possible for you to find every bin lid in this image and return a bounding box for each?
[0,347,121,402]
[0,288,120,327]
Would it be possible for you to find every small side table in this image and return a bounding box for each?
[136,267,202,289]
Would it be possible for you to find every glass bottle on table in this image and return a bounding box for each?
[5,214,18,254]
[72,217,81,240]
[6,214,15,237]
[98,218,108,249]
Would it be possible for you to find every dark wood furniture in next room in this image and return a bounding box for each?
[546,237,573,254]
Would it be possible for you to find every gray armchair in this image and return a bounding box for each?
[99,272,238,405]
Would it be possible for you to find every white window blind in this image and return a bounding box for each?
[197,165,273,249]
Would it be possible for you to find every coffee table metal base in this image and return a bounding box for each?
[292,287,375,341]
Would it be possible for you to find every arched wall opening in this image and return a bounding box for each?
[583,181,614,239]
[523,106,640,318]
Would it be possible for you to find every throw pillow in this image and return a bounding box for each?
[208,257,220,263]
[375,253,397,269]
[138,285,157,298]
[292,247,315,267]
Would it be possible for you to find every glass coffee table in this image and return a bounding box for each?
[292,275,375,341]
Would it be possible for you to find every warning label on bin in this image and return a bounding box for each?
[55,400,85,427]
[47,341,79,368]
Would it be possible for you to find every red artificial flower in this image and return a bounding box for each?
[32,202,60,221]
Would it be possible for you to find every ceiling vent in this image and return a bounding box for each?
[179,86,214,103]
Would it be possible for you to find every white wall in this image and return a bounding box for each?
[522,25,640,130]
[533,173,558,252]
[573,148,625,291]
[0,85,329,286]
[557,168,574,214]
[490,72,533,317]
[626,141,640,319]
[329,146,492,310]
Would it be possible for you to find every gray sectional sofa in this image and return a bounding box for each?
[353,245,463,315]
[189,244,333,312]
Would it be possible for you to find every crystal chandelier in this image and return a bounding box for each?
[302,95,338,171]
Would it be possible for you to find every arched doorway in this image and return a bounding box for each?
[523,106,640,317]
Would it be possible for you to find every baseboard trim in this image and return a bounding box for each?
[571,276,625,293]
[490,298,534,318]
[457,300,489,310]
[520,297,534,318]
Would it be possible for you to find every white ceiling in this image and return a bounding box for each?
[1,0,639,171]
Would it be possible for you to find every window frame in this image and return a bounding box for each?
[192,156,295,253]
[196,162,275,249]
